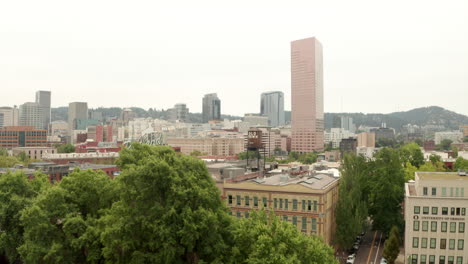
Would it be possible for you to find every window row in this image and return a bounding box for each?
[412,237,464,250]
[414,206,466,216]
[227,195,318,212]
[413,221,465,233]
[409,254,463,264]
[422,186,465,197]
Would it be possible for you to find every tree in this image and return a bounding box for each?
[100,143,233,263]
[368,148,405,234]
[19,169,117,263]
[403,162,418,182]
[230,210,338,264]
[438,139,453,151]
[0,156,21,168]
[429,154,442,164]
[464,136,468,142]
[57,144,75,153]
[0,171,49,263]
[334,154,369,250]
[298,152,318,164]
[238,151,260,160]
[399,142,424,168]
[451,146,458,158]
[419,161,445,172]
[382,226,400,264]
[16,151,30,164]
[454,157,468,170]
[190,150,202,157]
[0,148,8,156]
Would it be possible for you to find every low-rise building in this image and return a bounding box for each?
[167,137,244,156]
[12,147,56,160]
[357,132,375,148]
[405,171,468,264]
[435,131,463,145]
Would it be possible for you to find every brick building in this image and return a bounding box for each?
[0,126,47,148]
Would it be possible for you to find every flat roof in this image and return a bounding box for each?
[250,173,338,190]
[416,171,468,181]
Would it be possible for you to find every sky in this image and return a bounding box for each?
[1,0,467,116]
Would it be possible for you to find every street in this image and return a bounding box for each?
[354,230,384,264]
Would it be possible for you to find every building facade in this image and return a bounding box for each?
[68,102,88,132]
[357,132,376,148]
[222,172,339,244]
[244,113,269,127]
[260,91,285,128]
[0,126,47,148]
[19,102,43,130]
[405,172,467,264]
[435,132,463,145]
[291,37,324,153]
[35,91,51,130]
[202,93,221,123]
[0,107,19,127]
[12,147,56,160]
[166,137,244,156]
[169,103,189,122]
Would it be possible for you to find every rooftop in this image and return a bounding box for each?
[416,171,468,181]
[250,173,337,190]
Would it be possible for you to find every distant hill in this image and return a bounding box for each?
[324,106,468,131]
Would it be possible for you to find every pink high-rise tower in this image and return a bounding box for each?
[291,37,324,153]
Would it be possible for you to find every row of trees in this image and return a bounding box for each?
[237,151,318,165]
[1,143,337,263]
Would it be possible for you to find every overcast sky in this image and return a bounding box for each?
[1,0,467,116]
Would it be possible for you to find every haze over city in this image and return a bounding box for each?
[1,0,468,116]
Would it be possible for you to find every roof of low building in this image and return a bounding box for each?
[416,171,468,181]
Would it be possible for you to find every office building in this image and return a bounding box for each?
[68,102,88,132]
[222,171,339,244]
[260,91,285,127]
[202,93,221,123]
[340,116,356,133]
[0,126,47,148]
[435,131,463,145]
[244,114,269,127]
[166,137,244,156]
[291,37,324,153]
[0,107,19,127]
[19,102,43,130]
[339,137,357,156]
[35,91,51,130]
[357,132,376,148]
[405,172,467,264]
[169,103,189,122]
[324,128,356,149]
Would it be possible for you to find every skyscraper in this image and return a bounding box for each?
[291,37,324,153]
[35,91,51,130]
[260,91,285,127]
[169,103,189,122]
[19,102,43,130]
[68,102,88,132]
[0,106,19,127]
[202,93,221,123]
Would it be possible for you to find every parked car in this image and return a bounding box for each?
[346,254,356,264]
[380,257,388,264]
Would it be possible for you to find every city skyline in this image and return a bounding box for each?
[0,0,467,116]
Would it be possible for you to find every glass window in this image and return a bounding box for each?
[415,206,421,214]
[462,208,466,216]
[423,207,429,214]
[451,207,455,215]
[429,255,435,264]
[456,188,460,197]
[430,238,436,248]
[439,256,445,264]
[228,195,233,205]
[292,216,297,226]
[462,188,465,197]
[459,222,465,233]
[293,199,298,210]
[450,222,456,233]
[236,211,241,218]
[262,197,267,207]
[456,208,460,216]
[442,187,447,196]
[302,200,306,211]
[274,198,277,209]
[442,222,447,232]
[245,196,250,206]
[412,255,418,264]
[431,221,437,232]
[413,237,419,248]
[253,196,258,207]
[441,239,446,249]
[279,198,283,209]
[420,255,427,264]
[285,199,288,210]
[283,215,288,221]
[245,212,249,218]
[421,238,427,248]
[423,187,428,195]
[458,239,464,250]
[236,195,241,206]
[432,207,438,215]
[311,218,317,231]
[442,207,448,215]
[432,187,436,196]
[313,200,318,211]
[451,187,454,197]
[414,221,420,231]
[308,200,312,211]
[422,221,429,231]
[301,217,307,230]
[456,257,462,264]
[449,239,455,250]
[448,256,454,264]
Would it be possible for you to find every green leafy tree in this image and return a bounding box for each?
[238,151,261,160]
[16,151,30,164]
[19,169,116,263]
[0,148,8,156]
[419,161,445,172]
[399,142,424,168]
[334,154,369,249]
[429,154,442,164]
[454,157,468,170]
[437,139,453,151]
[57,144,75,153]
[0,171,49,263]
[368,148,405,234]
[100,143,233,263]
[382,226,400,264]
[451,146,458,158]
[464,136,468,142]
[190,150,203,157]
[298,153,318,164]
[0,156,21,168]
[230,210,338,264]
[403,162,418,182]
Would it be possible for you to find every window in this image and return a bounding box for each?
[449,239,455,250]
[292,216,297,226]
[456,208,460,216]
[253,196,258,207]
[263,197,267,207]
[414,221,420,231]
[442,222,447,232]
[413,237,419,248]
[456,257,463,264]
[440,239,446,249]
[432,187,436,196]
[245,196,250,206]
[236,211,241,218]
[456,188,460,197]
[450,187,454,197]
[423,187,428,195]
[442,207,448,215]
[458,239,464,250]
[245,212,249,218]
[459,222,465,233]
[302,200,306,211]
[462,208,466,216]
[432,207,438,215]
[228,195,233,205]
[440,256,445,264]
[308,200,312,211]
[430,238,436,248]
[236,195,241,206]
[423,207,430,214]
[313,200,318,211]
[412,255,418,264]
[301,217,307,230]
[283,215,288,221]
[462,188,465,197]
[431,221,437,232]
[421,238,427,248]
[429,255,435,264]
[279,198,283,209]
[450,222,456,233]
[415,206,421,214]
[448,256,454,264]
[421,255,427,264]
[311,218,317,231]
[451,207,455,215]
[422,221,429,231]
[285,199,288,210]
[442,187,447,196]
[274,198,277,209]
[293,199,298,210]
